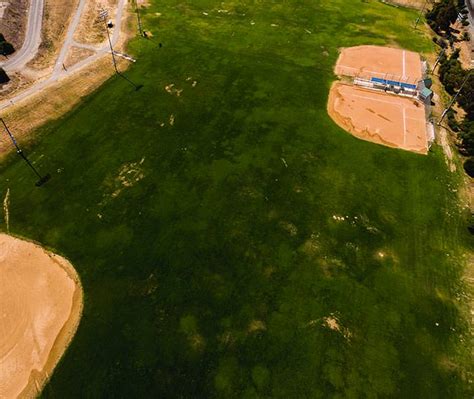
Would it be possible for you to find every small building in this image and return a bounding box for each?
[423,78,433,89]
[419,87,433,103]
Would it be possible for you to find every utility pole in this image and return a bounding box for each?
[134,0,144,36]
[432,50,444,74]
[438,71,472,125]
[0,118,50,186]
[100,10,142,91]
[414,0,429,30]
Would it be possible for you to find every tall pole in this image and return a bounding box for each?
[432,50,444,74]
[101,10,142,90]
[0,118,50,186]
[414,0,429,30]
[134,0,144,36]
[438,71,472,125]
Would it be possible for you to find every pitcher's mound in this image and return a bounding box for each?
[0,234,83,398]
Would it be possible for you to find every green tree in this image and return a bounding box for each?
[463,158,474,177]
[426,0,459,33]
[0,40,14,56]
[457,73,474,120]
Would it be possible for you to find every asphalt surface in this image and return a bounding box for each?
[0,0,128,111]
[0,0,44,71]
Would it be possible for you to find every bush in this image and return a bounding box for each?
[0,67,9,84]
[463,158,474,177]
[462,31,470,41]
[457,74,474,120]
[0,41,14,56]
[447,111,460,132]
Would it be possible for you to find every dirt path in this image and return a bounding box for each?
[0,234,83,398]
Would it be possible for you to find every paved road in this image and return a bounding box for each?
[0,0,128,111]
[467,0,474,65]
[0,0,44,71]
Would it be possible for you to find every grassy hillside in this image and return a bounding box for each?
[0,0,471,397]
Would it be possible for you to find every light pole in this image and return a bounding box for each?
[438,71,472,126]
[134,0,144,36]
[100,10,142,91]
[414,0,429,30]
[0,118,50,186]
[432,50,444,74]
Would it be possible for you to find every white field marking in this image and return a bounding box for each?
[403,107,407,146]
[3,188,10,232]
[351,93,410,108]
[337,65,400,77]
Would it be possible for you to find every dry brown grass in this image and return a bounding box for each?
[0,72,33,97]
[0,0,28,49]
[74,0,117,45]
[64,46,95,69]
[383,0,433,9]
[27,0,80,70]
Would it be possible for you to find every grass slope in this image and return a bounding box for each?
[0,0,471,397]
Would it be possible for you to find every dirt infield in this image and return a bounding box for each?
[328,83,428,154]
[335,45,423,83]
[0,234,83,398]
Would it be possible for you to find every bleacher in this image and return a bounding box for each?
[370,77,417,90]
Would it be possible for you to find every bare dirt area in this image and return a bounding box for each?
[0,72,33,97]
[328,82,428,154]
[330,45,428,153]
[0,0,28,49]
[27,0,80,71]
[335,45,423,83]
[75,0,118,45]
[454,40,473,70]
[382,0,433,9]
[64,46,96,69]
[0,233,83,398]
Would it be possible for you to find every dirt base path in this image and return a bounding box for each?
[0,234,83,398]
[327,82,428,154]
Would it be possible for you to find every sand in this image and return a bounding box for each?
[328,82,428,154]
[335,45,423,84]
[0,234,83,399]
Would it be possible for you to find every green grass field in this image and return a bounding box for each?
[1,0,472,397]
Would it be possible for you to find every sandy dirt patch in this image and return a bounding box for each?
[328,82,428,154]
[64,46,96,69]
[335,45,423,83]
[0,233,83,398]
[382,0,433,9]
[454,40,473,70]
